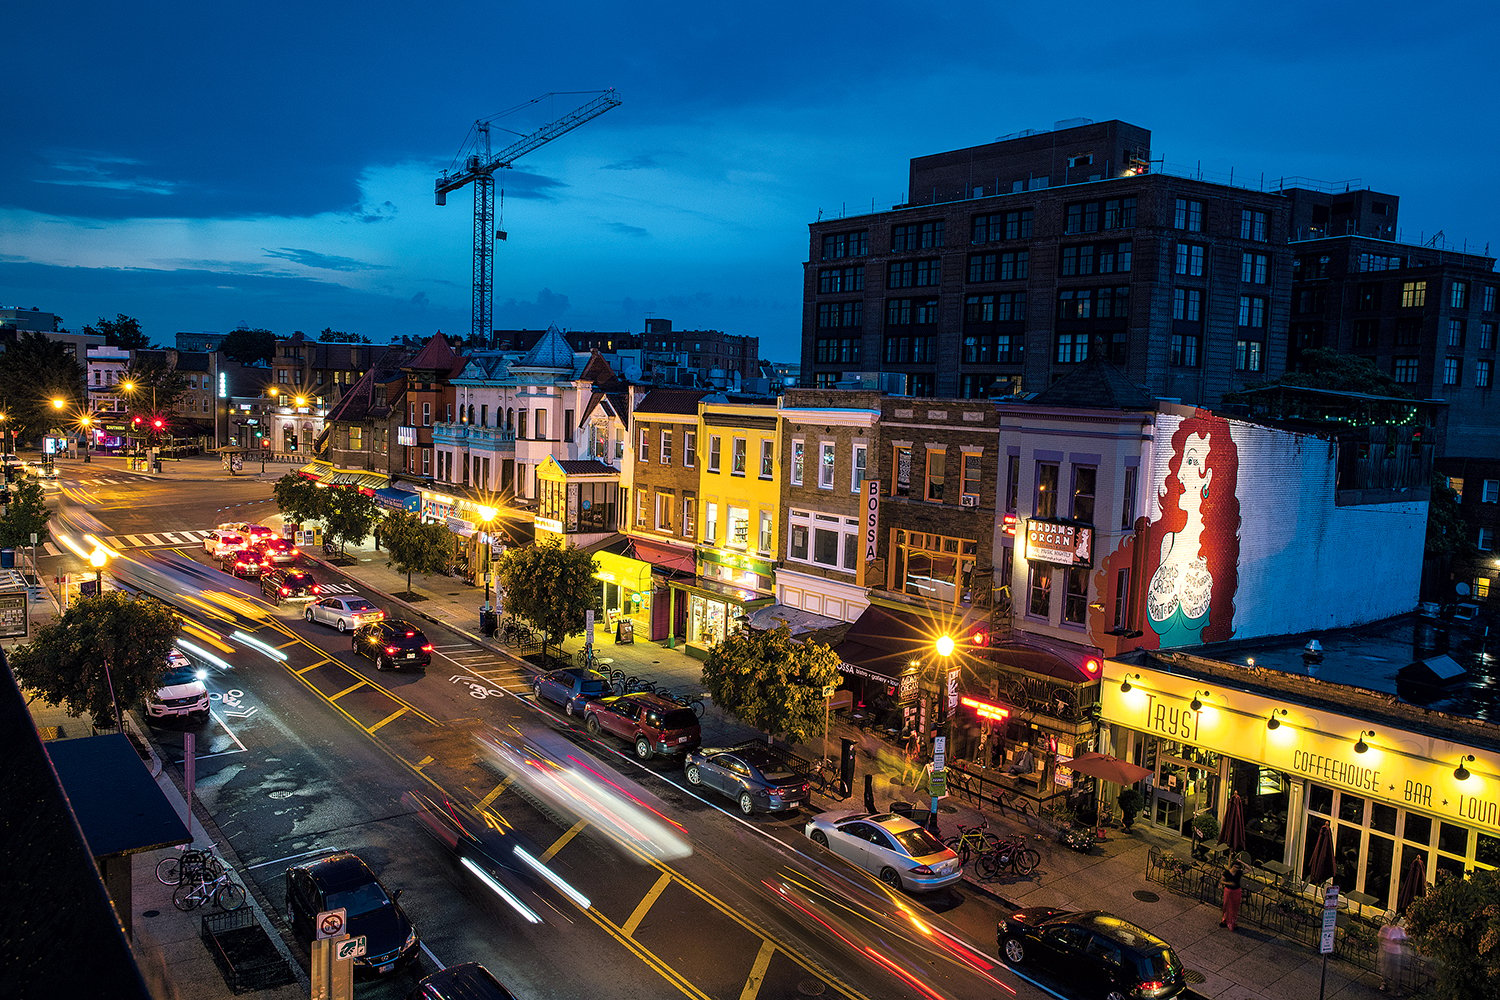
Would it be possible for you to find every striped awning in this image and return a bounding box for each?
[325,470,389,490]
[297,460,335,481]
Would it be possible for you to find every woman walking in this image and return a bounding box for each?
[1220,858,1245,931]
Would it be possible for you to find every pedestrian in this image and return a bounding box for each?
[1378,918,1408,993]
[1219,858,1245,930]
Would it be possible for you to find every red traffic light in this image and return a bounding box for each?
[151,418,165,430]
[131,416,143,426]
[969,627,990,647]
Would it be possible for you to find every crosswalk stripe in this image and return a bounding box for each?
[159,532,185,544]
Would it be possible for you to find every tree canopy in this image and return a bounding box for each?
[701,624,842,743]
[376,510,456,596]
[116,361,191,419]
[10,592,182,726]
[1426,475,1477,565]
[1237,347,1412,399]
[1405,866,1500,1000]
[219,327,277,365]
[0,332,86,442]
[319,327,370,344]
[83,313,150,349]
[0,477,52,549]
[495,540,596,647]
[272,472,322,526]
[321,487,380,558]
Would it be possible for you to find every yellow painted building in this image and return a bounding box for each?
[672,400,780,653]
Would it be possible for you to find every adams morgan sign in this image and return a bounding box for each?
[1026,518,1094,567]
[1099,678,1500,839]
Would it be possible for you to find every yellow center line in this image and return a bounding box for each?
[622,872,673,937]
[296,658,333,675]
[329,680,367,701]
[540,818,586,862]
[738,940,776,1000]
[414,755,435,769]
[581,906,712,1000]
[368,707,408,732]
[476,778,512,811]
[277,638,300,649]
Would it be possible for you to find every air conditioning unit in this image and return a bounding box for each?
[961,494,979,507]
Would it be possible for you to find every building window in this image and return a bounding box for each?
[891,220,944,252]
[1483,480,1500,503]
[660,430,672,465]
[421,448,431,476]
[1393,357,1419,383]
[1445,358,1461,386]
[1479,360,1493,389]
[1006,454,1020,513]
[1449,320,1466,348]
[973,210,1033,243]
[790,440,804,485]
[656,491,675,531]
[1481,527,1494,552]
[683,495,696,538]
[816,301,863,328]
[760,440,774,479]
[787,509,861,572]
[1452,281,1470,309]
[422,402,431,426]
[1055,332,1089,364]
[639,427,650,463]
[925,448,945,501]
[1174,198,1204,232]
[684,431,696,467]
[818,265,865,293]
[1235,339,1265,372]
[1170,333,1201,367]
[1071,466,1097,523]
[1113,568,1132,630]
[961,452,981,501]
[563,408,574,443]
[893,529,977,604]
[1481,323,1496,350]
[348,426,363,450]
[813,336,861,364]
[821,230,868,260]
[1239,295,1267,328]
[707,434,722,473]
[1401,281,1427,308]
[1175,243,1205,276]
[819,442,836,489]
[1173,287,1203,322]
[535,408,547,439]
[1121,466,1138,529]
[1482,285,1497,312]
[852,443,867,492]
[1027,562,1052,617]
[1239,208,1269,241]
[1035,461,1059,518]
[883,333,935,364]
[1063,566,1090,625]
[704,502,718,542]
[1241,252,1269,284]
[893,445,913,497]
[759,511,773,554]
[731,437,747,476]
[726,505,750,547]
[634,488,647,526]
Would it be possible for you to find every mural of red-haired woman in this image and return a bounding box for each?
[1141,410,1241,647]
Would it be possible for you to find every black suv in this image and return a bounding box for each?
[285,851,419,977]
[998,908,1185,999]
[353,619,432,671]
[261,568,319,603]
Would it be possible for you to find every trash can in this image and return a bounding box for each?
[479,609,498,637]
[0,549,12,569]
[889,801,915,819]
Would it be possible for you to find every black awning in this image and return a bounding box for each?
[833,604,936,681]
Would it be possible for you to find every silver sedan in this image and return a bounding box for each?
[803,810,962,892]
[303,596,385,633]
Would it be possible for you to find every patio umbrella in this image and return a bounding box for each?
[1396,854,1428,915]
[1063,752,1151,785]
[1306,821,1335,886]
[1218,792,1247,852]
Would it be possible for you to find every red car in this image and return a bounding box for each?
[584,692,701,760]
[250,538,299,566]
[222,550,268,579]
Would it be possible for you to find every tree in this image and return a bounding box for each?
[0,477,52,549]
[320,487,380,558]
[1427,475,1477,564]
[83,313,150,349]
[376,511,456,597]
[0,332,85,442]
[495,540,597,652]
[1248,347,1412,398]
[272,472,322,528]
[701,624,842,743]
[1405,866,1500,1000]
[117,361,191,421]
[219,327,277,365]
[319,327,370,344]
[10,592,182,726]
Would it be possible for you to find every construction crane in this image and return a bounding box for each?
[436,90,622,346]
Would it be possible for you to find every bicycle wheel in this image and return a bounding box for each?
[942,837,971,863]
[1016,848,1041,874]
[172,883,204,911]
[156,855,182,885]
[215,881,247,911]
[688,698,705,718]
[973,851,1000,880]
[978,833,1003,854]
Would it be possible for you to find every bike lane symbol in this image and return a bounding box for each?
[449,675,504,700]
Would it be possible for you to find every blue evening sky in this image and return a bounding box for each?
[1,2,1493,359]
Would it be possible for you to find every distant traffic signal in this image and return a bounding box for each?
[969,626,990,648]
[131,416,143,427]
[151,418,165,431]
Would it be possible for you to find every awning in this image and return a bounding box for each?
[371,487,420,513]
[594,550,653,592]
[746,604,843,637]
[298,460,334,481]
[834,604,943,682]
[629,536,697,575]
[669,576,774,609]
[987,636,1103,684]
[326,470,389,490]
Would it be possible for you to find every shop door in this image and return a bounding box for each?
[1140,738,1221,837]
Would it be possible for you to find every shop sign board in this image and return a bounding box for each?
[1320,886,1339,954]
[858,480,880,586]
[1025,518,1094,567]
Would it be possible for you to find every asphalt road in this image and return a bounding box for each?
[43,458,1076,1000]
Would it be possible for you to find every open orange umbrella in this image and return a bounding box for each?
[1218,792,1247,853]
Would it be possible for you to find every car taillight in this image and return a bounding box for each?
[420,644,433,652]
[1139,982,1165,992]
[280,587,290,595]
[310,585,321,593]
[384,646,399,655]
[909,865,933,875]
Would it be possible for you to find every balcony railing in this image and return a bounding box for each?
[432,422,516,452]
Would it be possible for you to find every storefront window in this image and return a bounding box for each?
[1227,759,1289,867]
[688,594,729,647]
[727,506,750,547]
[893,529,977,604]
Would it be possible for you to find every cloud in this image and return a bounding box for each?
[262,248,388,272]
[495,170,567,201]
[494,288,571,328]
[603,154,661,171]
[605,222,649,238]
[39,152,179,196]
[355,200,398,223]
[410,292,430,308]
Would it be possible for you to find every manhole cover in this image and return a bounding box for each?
[142,909,161,918]
[796,980,827,997]
[1132,890,1160,903]
[1184,970,1206,984]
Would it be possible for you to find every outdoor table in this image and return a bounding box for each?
[1344,889,1379,916]
[1259,859,1292,880]
[1205,843,1230,864]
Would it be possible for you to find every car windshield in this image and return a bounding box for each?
[325,882,389,917]
[1136,946,1180,981]
[346,600,377,613]
[161,667,201,687]
[890,826,946,857]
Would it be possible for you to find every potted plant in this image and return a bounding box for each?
[1117,787,1144,830]
[1190,810,1220,859]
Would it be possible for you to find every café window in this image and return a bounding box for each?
[1035,461,1059,518]
[892,529,977,604]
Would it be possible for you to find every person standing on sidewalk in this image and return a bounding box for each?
[1378,918,1408,993]
[1219,858,1245,930]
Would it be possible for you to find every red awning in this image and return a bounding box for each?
[628,536,696,576]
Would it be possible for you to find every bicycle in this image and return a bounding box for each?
[975,836,1041,879]
[172,868,246,912]
[156,847,226,886]
[669,689,706,718]
[943,818,1002,865]
[810,756,842,796]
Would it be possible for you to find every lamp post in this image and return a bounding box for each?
[87,547,122,729]
[927,635,956,828]
[0,410,8,456]
[476,505,497,611]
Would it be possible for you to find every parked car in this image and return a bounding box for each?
[532,667,611,716]
[222,550,268,579]
[353,619,432,671]
[145,649,209,724]
[803,810,962,892]
[202,529,247,558]
[583,692,701,760]
[684,743,811,815]
[284,851,419,977]
[250,537,298,566]
[305,595,385,633]
[261,568,320,603]
[408,963,518,1000]
[219,521,276,543]
[997,908,1186,1000]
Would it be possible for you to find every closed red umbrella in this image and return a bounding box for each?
[1396,854,1427,915]
[1218,792,1247,853]
[1306,821,1335,886]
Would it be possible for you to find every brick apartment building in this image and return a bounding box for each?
[801,119,1292,404]
[496,319,761,384]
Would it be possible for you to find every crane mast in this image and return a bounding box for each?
[435,90,621,346]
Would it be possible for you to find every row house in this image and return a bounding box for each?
[321,346,413,475]
[85,346,225,447]
[268,332,380,459]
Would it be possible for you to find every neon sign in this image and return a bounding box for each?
[959,695,1010,722]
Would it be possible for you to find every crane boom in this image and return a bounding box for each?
[434,90,621,345]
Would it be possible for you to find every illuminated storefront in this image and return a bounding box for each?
[593,549,653,636]
[1100,660,1500,909]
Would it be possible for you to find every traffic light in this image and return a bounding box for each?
[131,416,143,428]
[151,417,165,432]
[969,626,991,648]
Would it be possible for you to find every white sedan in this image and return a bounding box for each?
[803,810,963,892]
[303,596,385,632]
[203,530,246,558]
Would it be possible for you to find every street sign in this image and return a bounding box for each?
[316,907,348,940]
[1320,885,1339,954]
[335,935,367,961]
[933,736,946,771]
[928,767,947,799]
[823,683,838,698]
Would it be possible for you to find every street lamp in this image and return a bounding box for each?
[87,547,123,729]
[476,505,497,611]
[926,636,956,828]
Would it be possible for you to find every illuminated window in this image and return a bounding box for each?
[638,427,650,462]
[790,440,804,485]
[1401,281,1427,308]
[819,442,835,489]
[684,431,696,468]
[732,437,747,475]
[760,440,774,479]
[655,491,674,532]
[1071,466,1096,523]
[660,430,672,465]
[1035,462,1059,518]
[1173,288,1202,322]
[1027,561,1052,617]
[961,452,981,501]
[893,445,912,497]
[925,448,945,502]
[892,529,977,603]
[852,443,867,493]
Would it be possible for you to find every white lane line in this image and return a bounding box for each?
[419,942,446,971]
[249,846,338,871]
[139,533,165,545]
[209,709,250,752]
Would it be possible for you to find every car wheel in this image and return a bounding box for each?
[1105,992,1128,1000]
[565,700,577,717]
[739,791,755,815]
[878,867,903,890]
[634,737,652,760]
[380,655,393,672]
[1000,936,1027,965]
[586,716,601,736]
[336,620,348,633]
[686,765,702,785]
[810,830,828,847]
[304,608,314,622]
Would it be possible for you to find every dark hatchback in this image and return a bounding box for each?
[684,743,811,815]
[261,568,320,603]
[532,667,611,716]
[998,908,1185,1000]
[353,619,433,671]
[285,851,419,976]
[408,963,518,1000]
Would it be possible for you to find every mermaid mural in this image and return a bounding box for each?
[1141,410,1241,647]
